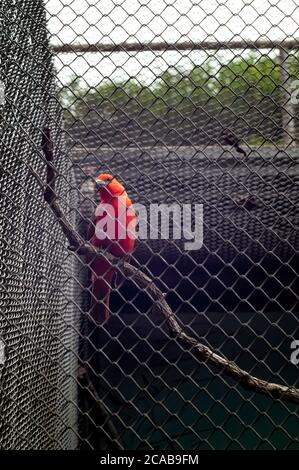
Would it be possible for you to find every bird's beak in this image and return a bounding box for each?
[95,180,106,188]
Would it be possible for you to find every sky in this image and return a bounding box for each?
[45,0,299,86]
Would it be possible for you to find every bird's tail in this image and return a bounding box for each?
[89,257,115,324]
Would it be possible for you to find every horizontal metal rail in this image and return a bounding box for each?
[52,39,299,54]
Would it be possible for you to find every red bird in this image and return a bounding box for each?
[89,173,136,324]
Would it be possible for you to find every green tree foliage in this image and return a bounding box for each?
[60,52,298,143]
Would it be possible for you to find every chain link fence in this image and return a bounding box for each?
[0,0,298,450]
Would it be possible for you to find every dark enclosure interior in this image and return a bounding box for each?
[75,147,299,449]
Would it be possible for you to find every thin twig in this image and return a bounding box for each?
[40,128,299,406]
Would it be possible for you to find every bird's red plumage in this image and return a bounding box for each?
[89,174,136,324]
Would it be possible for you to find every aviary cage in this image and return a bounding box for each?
[0,0,298,450]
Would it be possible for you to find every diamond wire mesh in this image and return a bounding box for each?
[0,0,80,449]
[0,0,298,450]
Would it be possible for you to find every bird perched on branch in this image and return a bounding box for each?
[222,130,247,156]
[88,174,136,324]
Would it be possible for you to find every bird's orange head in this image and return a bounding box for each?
[95,173,125,199]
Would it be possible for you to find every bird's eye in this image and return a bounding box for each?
[96,177,114,187]
[96,180,106,187]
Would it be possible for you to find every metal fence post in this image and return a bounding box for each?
[279,47,296,146]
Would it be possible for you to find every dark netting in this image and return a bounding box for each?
[0,0,298,451]
[0,0,79,449]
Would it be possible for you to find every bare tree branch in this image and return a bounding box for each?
[39,128,299,406]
